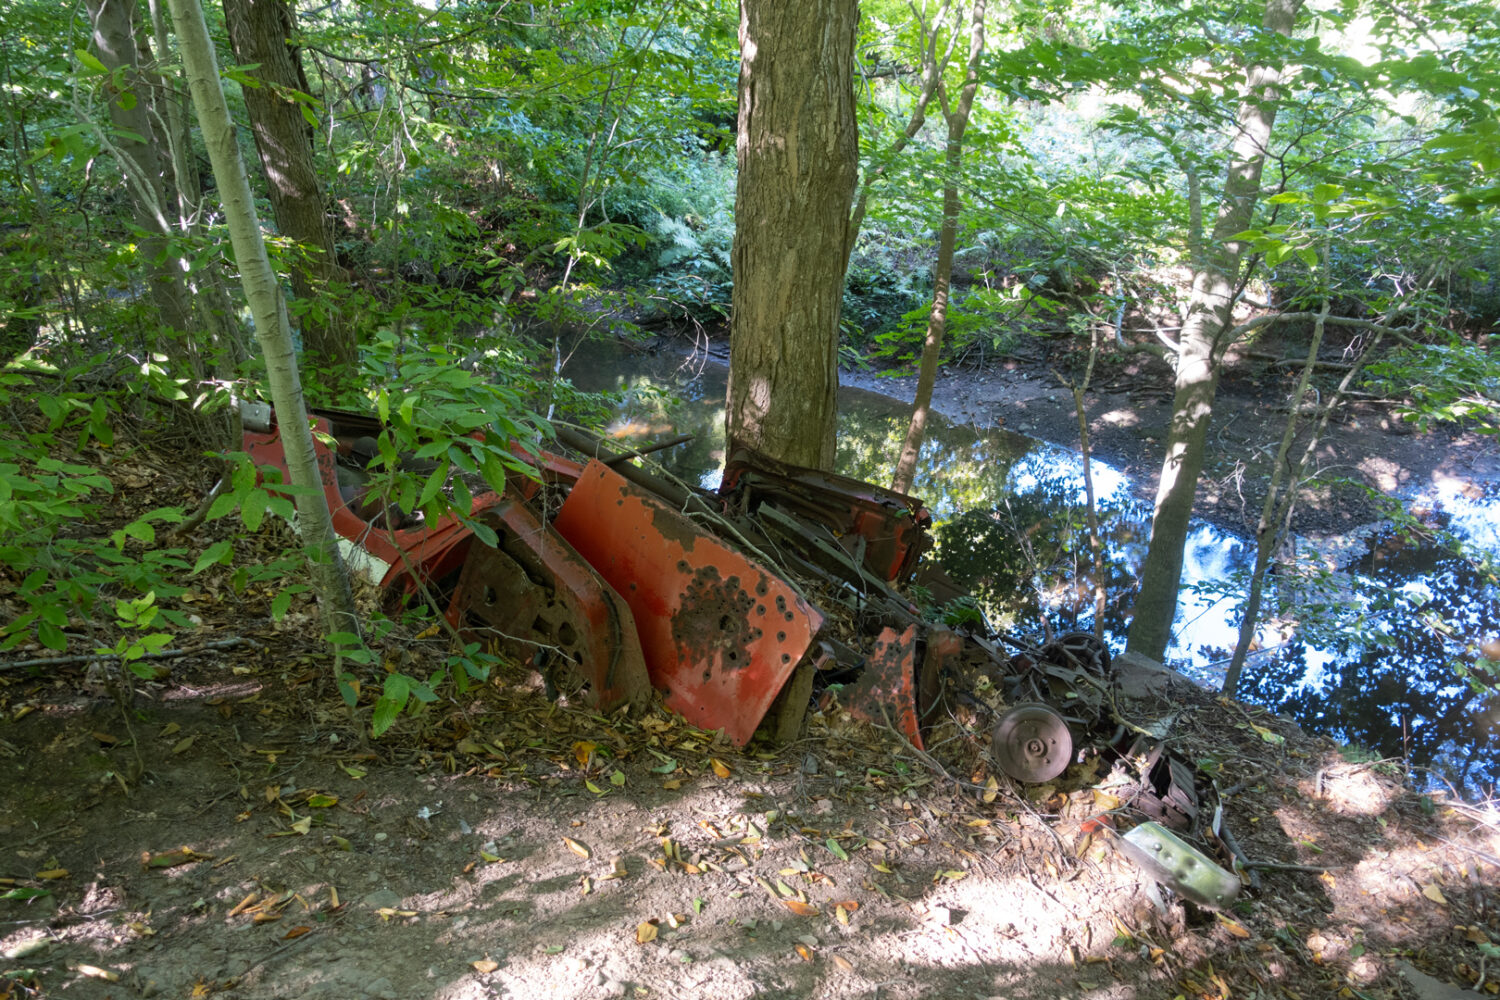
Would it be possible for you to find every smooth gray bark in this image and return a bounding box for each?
[1126,0,1304,661]
[166,0,358,636]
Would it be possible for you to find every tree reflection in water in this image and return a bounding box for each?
[558,340,1500,795]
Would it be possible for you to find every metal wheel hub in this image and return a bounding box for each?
[992,702,1073,783]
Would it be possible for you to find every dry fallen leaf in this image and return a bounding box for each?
[832,954,854,972]
[781,899,819,917]
[171,735,197,754]
[711,758,731,779]
[636,921,659,944]
[795,944,813,962]
[142,848,212,869]
[562,837,591,859]
[981,776,999,804]
[661,778,683,790]
[1422,883,1448,905]
[75,965,119,982]
[281,926,313,940]
[471,959,499,974]
[1215,913,1251,938]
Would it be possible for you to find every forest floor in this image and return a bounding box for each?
[4,638,1500,1000]
[838,330,1500,540]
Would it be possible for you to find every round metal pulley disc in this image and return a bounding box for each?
[992,702,1073,783]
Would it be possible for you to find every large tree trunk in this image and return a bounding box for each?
[890,0,985,495]
[167,0,358,638]
[86,0,196,340]
[223,0,355,384]
[1125,0,1304,661]
[726,0,859,470]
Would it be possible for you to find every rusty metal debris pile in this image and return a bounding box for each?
[243,406,1247,910]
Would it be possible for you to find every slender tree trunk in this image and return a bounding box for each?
[891,166,958,493]
[223,0,355,384]
[727,0,859,470]
[1222,298,1328,693]
[86,0,196,340]
[1125,0,1304,661]
[890,0,985,494]
[145,0,249,372]
[167,0,358,638]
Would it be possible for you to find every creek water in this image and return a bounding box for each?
[556,338,1500,795]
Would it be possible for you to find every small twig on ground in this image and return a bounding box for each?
[1,636,253,672]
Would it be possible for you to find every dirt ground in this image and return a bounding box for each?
[840,336,1500,539]
[4,642,1500,1000]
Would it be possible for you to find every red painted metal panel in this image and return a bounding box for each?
[553,460,824,745]
[447,501,651,714]
[844,625,924,750]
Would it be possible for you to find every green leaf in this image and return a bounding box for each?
[206,491,240,521]
[192,539,232,575]
[37,620,66,650]
[371,696,401,736]
[825,838,849,861]
[75,49,108,74]
[0,887,52,901]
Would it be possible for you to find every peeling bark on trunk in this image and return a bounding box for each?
[1125,0,1304,662]
[223,0,355,384]
[727,0,859,471]
[167,0,357,638]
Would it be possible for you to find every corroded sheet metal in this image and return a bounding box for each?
[844,625,924,750]
[553,460,823,745]
[721,448,933,584]
[243,414,499,596]
[448,501,651,714]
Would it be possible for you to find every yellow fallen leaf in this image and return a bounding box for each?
[290,815,312,835]
[1093,790,1122,810]
[711,758,731,779]
[35,869,69,880]
[836,904,850,925]
[782,899,819,917]
[307,793,338,808]
[171,735,197,754]
[585,780,605,795]
[1216,913,1251,938]
[661,779,683,790]
[563,837,592,859]
[282,926,312,940]
[795,943,813,961]
[832,954,854,972]
[982,776,999,804]
[1422,883,1448,905]
[604,856,628,880]
[636,921,659,944]
[472,959,499,974]
[160,722,181,737]
[574,741,597,766]
[872,863,893,873]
